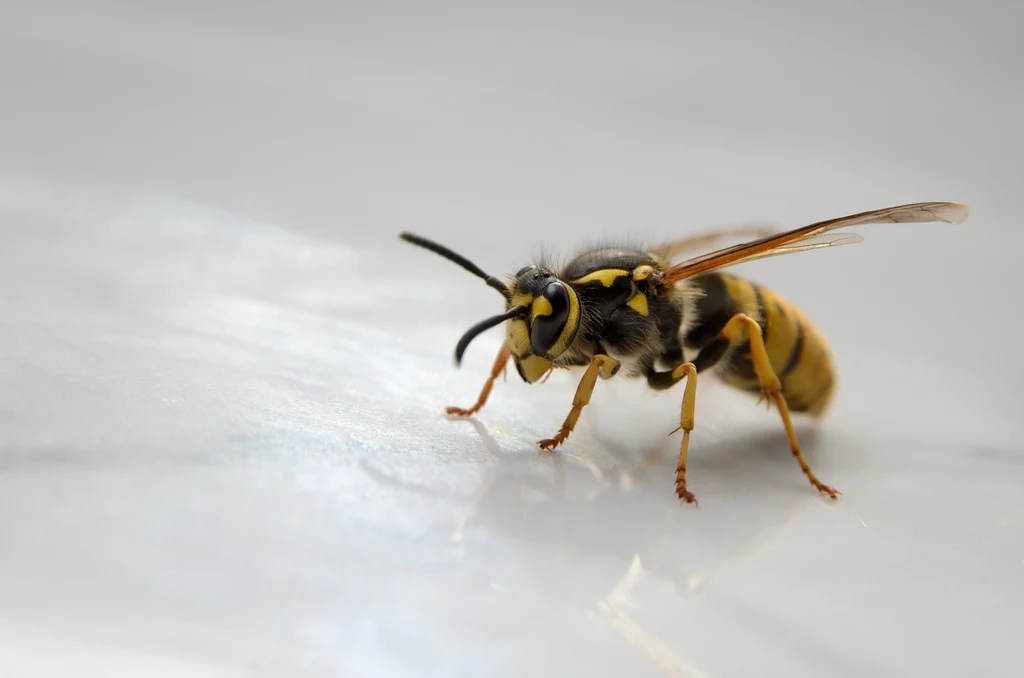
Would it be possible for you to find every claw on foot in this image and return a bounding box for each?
[445,406,477,417]
[676,488,699,506]
[537,436,564,452]
[815,483,841,500]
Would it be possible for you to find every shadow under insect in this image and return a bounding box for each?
[451,416,833,600]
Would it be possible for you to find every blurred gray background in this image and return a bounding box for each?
[0,1,1021,677]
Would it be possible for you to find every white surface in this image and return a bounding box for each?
[1,2,1022,677]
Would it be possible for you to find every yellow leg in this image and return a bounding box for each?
[718,314,840,499]
[667,362,699,505]
[447,342,512,417]
[538,354,619,451]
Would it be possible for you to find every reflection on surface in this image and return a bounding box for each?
[449,417,822,600]
[2,161,1021,675]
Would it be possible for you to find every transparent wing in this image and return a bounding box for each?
[650,224,780,262]
[721,231,865,265]
[658,202,969,285]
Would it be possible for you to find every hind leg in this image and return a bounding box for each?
[718,314,839,499]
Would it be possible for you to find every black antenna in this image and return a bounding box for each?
[399,232,510,299]
[454,307,525,365]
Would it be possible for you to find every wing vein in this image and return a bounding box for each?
[657,202,969,285]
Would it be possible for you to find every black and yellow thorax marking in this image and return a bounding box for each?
[569,267,652,318]
[400,200,970,506]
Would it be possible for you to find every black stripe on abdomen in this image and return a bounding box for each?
[781,320,805,377]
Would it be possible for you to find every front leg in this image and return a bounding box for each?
[538,354,620,451]
[447,342,511,417]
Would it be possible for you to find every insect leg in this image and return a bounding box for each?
[647,344,720,504]
[665,363,700,505]
[718,314,840,499]
[538,354,619,451]
[446,342,512,417]
[646,361,700,504]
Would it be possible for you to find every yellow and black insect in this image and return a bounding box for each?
[400,202,970,505]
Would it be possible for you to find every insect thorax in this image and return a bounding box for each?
[550,247,691,377]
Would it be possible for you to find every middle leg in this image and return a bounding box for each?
[647,362,700,505]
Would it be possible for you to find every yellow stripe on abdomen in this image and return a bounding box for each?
[757,284,835,416]
[719,274,761,319]
[717,280,835,417]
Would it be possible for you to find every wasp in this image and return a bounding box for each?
[400,202,969,505]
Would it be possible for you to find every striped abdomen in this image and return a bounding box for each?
[685,272,835,416]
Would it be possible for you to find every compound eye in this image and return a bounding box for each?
[530,282,570,355]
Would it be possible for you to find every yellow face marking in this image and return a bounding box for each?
[627,293,649,317]
[632,265,655,281]
[508,281,581,361]
[531,296,553,322]
[506,318,531,357]
[511,292,534,309]
[571,268,628,287]
[519,354,552,383]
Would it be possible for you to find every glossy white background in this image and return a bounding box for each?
[0,1,1021,676]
